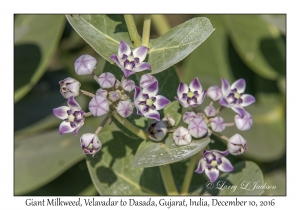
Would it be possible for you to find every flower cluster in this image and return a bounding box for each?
[172,77,255,182]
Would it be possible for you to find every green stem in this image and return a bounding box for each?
[124,15,141,48]
[142,15,151,47]
[159,165,179,195]
[180,153,199,195]
[113,112,148,140]
[95,115,110,135]
[152,15,171,35]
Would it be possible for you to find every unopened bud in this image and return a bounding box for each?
[109,91,120,102]
[173,126,192,146]
[234,111,253,131]
[228,134,247,155]
[74,54,97,75]
[80,133,102,157]
[96,88,108,98]
[59,77,81,99]
[162,114,176,128]
[204,105,216,117]
[148,121,167,141]
[210,116,226,132]
[98,72,116,89]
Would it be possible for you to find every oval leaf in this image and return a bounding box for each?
[132,134,210,168]
[149,17,214,74]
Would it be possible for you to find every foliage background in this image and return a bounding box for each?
[14,14,286,196]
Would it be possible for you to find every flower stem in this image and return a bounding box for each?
[124,15,141,48]
[91,72,99,84]
[212,132,229,141]
[113,112,148,140]
[80,89,95,98]
[84,112,93,117]
[152,15,171,35]
[215,106,225,114]
[95,115,110,135]
[226,122,235,127]
[142,15,151,47]
[159,165,179,195]
[180,153,199,195]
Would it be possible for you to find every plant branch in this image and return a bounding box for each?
[142,15,151,47]
[124,15,141,48]
[95,115,111,135]
[80,89,95,98]
[159,165,179,195]
[212,132,229,141]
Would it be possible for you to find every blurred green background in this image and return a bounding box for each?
[14,14,286,196]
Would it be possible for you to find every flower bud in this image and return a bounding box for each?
[188,118,208,138]
[227,134,247,155]
[204,105,216,117]
[207,86,222,101]
[183,111,197,124]
[148,120,168,141]
[108,91,120,102]
[116,100,133,118]
[114,79,121,89]
[122,79,135,92]
[59,77,81,99]
[74,54,97,75]
[173,126,192,146]
[96,88,108,98]
[140,74,157,88]
[98,72,116,89]
[80,133,102,157]
[89,96,109,117]
[234,111,253,131]
[162,114,175,128]
[210,116,226,132]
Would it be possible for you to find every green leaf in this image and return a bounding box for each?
[132,134,210,168]
[224,15,285,80]
[261,15,286,35]
[86,131,167,195]
[191,161,264,195]
[149,17,214,74]
[14,15,65,102]
[66,15,131,62]
[262,169,286,195]
[182,15,234,84]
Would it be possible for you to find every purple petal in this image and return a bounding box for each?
[59,121,75,135]
[67,96,82,111]
[188,118,208,138]
[73,122,84,136]
[122,79,135,92]
[132,46,148,61]
[88,96,109,117]
[136,105,143,115]
[221,78,230,96]
[134,62,151,72]
[109,54,122,68]
[207,86,222,101]
[143,81,159,97]
[195,159,206,174]
[117,101,133,118]
[218,157,234,172]
[189,77,202,93]
[219,97,230,108]
[231,106,246,118]
[154,95,170,110]
[177,82,188,96]
[183,111,197,124]
[214,150,229,157]
[98,72,116,89]
[143,110,160,121]
[53,106,69,120]
[134,86,143,102]
[118,41,131,58]
[140,74,157,88]
[197,90,207,105]
[122,69,135,78]
[234,112,253,131]
[240,94,256,107]
[205,168,219,183]
[231,78,246,93]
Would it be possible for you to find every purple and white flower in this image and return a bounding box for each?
[228,134,247,155]
[53,97,85,135]
[207,86,222,101]
[116,100,133,118]
[74,54,97,75]
[122,79,135,92]
[80,133,102,157]
[134,81,170,121]
[219,78,256,117]
[89,96,109,117]
[110,41,151,78]
[140,74,157,88]
[98,72,116,89]
[148,121,168,141]
[204,105,216,117]
[234,111,253,131]
[210,116,226,132]
[96,88,108,98]
[188,118,208,138]
[175,78,207,108]
[195,150,234,183]
[173,126,192,146]
[59,77,81,99]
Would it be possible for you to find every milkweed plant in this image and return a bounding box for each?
[53,15,258,196]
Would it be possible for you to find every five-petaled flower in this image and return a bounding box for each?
[195,150,234,182]
[175,78,207,108]
[110,41,151,78]
[219,78,256,117]
[134,81,170,121]
[53,96,85,135]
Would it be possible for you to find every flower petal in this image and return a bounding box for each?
[67,96,82,111]
[189,77,202,93]
[207,86,222,101]
[231,106,246,118]
[218,157,234,172]
[221,78,230,96]
[134,86,143,103]
[195,159,206,174]
[219,97,230,108]
[175,96,189,108]
[122,69,135,78]
[154,95,170,110]
[140,74,157,88]
[118,41,131,58]
[240,94,256,107]
[177,82,189,97]
[134,62,151,72]
[109,54,122,68]
[197,90,207,105]
[143,81,159,96]
[59,121,75,135]
[143,109,160,121]
[73,122,84,136]
[132,46,148,61]
[53,106,69,120]
[231,78,246,93]
[205,168,219,183]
